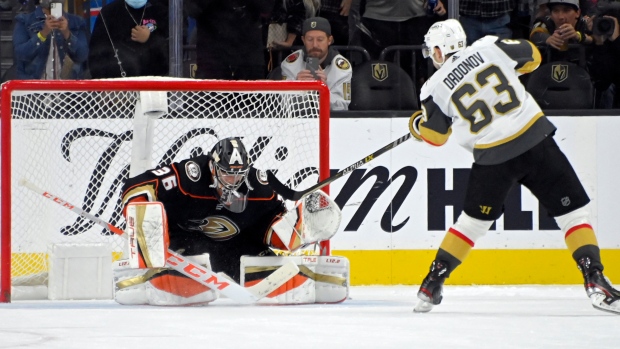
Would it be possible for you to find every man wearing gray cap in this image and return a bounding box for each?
[280,17,352,110]
[530,0,593,63]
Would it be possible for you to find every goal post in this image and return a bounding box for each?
[0,78,331,302]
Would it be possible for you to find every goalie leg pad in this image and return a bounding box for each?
[241,255,316,304]
[315,256,349,303]
[114,268,152,305]
[125,202,170,268]
[146,273,217,306]
[241,255,350,304]
[114,254,217,306]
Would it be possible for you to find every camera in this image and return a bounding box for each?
[593,17,615,37]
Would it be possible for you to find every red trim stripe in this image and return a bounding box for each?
[448,228,475,247]
[564,223,592,239]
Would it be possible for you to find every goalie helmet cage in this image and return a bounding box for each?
[0,78,331,303]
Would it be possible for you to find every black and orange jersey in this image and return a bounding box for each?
[121,154,286,243]
[418,36,556,165]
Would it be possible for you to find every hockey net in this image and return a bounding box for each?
[0,78,330,302]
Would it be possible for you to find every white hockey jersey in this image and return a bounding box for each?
[281,48,352,110]
[417,36,556,165]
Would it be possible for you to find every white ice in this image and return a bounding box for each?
[1,286,619,349]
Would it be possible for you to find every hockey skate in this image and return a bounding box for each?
[577,256,620,315]
[414,260,449,313]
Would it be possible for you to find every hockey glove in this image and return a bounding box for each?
[409,110,424,142]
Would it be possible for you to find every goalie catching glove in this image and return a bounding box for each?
[265,190,342,252]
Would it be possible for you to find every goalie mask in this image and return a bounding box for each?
[209,137,251,213]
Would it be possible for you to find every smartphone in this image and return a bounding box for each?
[306,57,320,79]
[50,2,62,19]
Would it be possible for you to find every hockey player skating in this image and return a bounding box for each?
[116,137,345,305]
[410,19,620,314]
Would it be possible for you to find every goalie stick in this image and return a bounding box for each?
[18,179,299,304]
[267,133,412,201]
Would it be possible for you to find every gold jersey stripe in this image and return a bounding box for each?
[474,112,545,149]
[516,40,542,75]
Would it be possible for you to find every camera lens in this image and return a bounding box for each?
[598,20,612,32]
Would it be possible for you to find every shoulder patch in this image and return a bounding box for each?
[185,161,201,182]
[286,52,300,63]
[336,57,350,70]
[256,169,269,185]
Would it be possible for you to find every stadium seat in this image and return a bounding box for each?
[526,61,594,109]
[1,64,16,83]
[349,60,418,110]
[267,66,283,80]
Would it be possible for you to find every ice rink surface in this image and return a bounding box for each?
[1,285,619,349]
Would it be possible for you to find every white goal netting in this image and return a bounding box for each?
[0,78,330,301]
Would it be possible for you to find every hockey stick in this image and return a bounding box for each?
[18,179,299,304]
[267,133,412,201]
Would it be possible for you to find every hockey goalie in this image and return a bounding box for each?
[115,137,349,305]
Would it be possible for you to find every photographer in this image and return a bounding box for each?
[13,0,88,79]
[280,17,352,110]
[530,0,593,64]
[588,6,620,108]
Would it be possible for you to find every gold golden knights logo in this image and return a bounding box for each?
[372,63,388,82]
[551,64,568,83]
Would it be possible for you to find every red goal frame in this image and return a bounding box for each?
[0,79,331,302]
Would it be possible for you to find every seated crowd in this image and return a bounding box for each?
[6,0,620,109]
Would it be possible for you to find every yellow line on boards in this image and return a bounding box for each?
[332,249,620,286]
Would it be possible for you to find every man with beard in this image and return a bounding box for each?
[280,16,352,110]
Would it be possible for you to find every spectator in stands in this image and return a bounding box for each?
[13,0,89,79]
[588,4,620,108]
[185,0,274,80]
[318,0,352,46]
[350,0,446,92]
[88,0,168,79]
[351,0,446,60]
[460,0,513,45]
[281,17,352,110]
[267,0,319,50]
[530,0,593,64]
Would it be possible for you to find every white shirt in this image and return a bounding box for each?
[281,48,352,111]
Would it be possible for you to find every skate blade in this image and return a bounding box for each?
[590,294,620,315]
[413,299,434,313]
